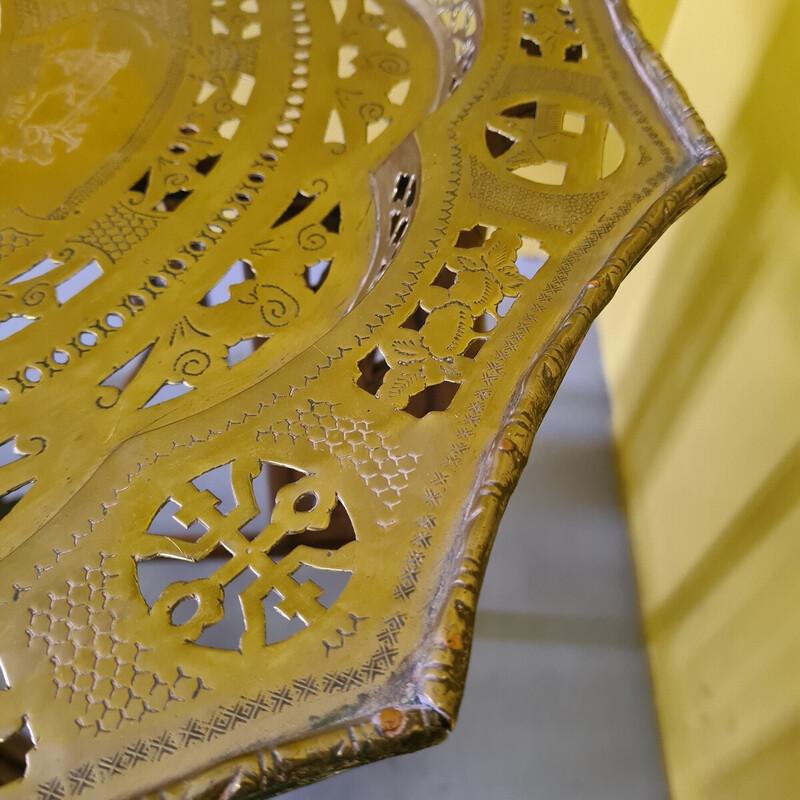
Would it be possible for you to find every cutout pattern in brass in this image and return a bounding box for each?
[0,1,724,797]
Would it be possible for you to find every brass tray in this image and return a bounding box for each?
[0,1,723,797]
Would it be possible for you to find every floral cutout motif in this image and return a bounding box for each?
[360,231,525,413]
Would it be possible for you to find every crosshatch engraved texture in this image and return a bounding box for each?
[0,0,723,797]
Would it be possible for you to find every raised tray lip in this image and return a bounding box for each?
[607,0,725,164]
[416,0,726,724]
[415,0,726,729]
[147,705,450,799]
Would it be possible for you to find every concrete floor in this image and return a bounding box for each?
[290,328,670,800]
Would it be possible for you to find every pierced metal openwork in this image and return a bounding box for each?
[0,1,723,797]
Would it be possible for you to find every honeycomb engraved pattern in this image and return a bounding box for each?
[27,613,407,800]
[77,205,160,263]
[261,400,420,523]
[25,553,207,736]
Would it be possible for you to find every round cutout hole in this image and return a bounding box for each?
[294,492,318,512]
[171,595,199,626]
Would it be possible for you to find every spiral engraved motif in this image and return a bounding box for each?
[22,283,50,307]
[173,349,212,377]
[298,223,327,251]
[256,285,300,327]
[370,51,409,74]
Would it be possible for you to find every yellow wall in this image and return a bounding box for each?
[600,1,800,798]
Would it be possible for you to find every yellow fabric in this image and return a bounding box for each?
[627,0,680,46]
[601,1,800,798]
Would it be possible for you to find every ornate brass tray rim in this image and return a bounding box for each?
[415,0,726,726]
[142,3,726,795]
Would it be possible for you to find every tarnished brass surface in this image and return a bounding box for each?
[0,1,723,797]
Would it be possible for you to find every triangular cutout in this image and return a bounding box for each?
[141,380,194,409]
[0,716,35,786]
[0,480,35,522]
